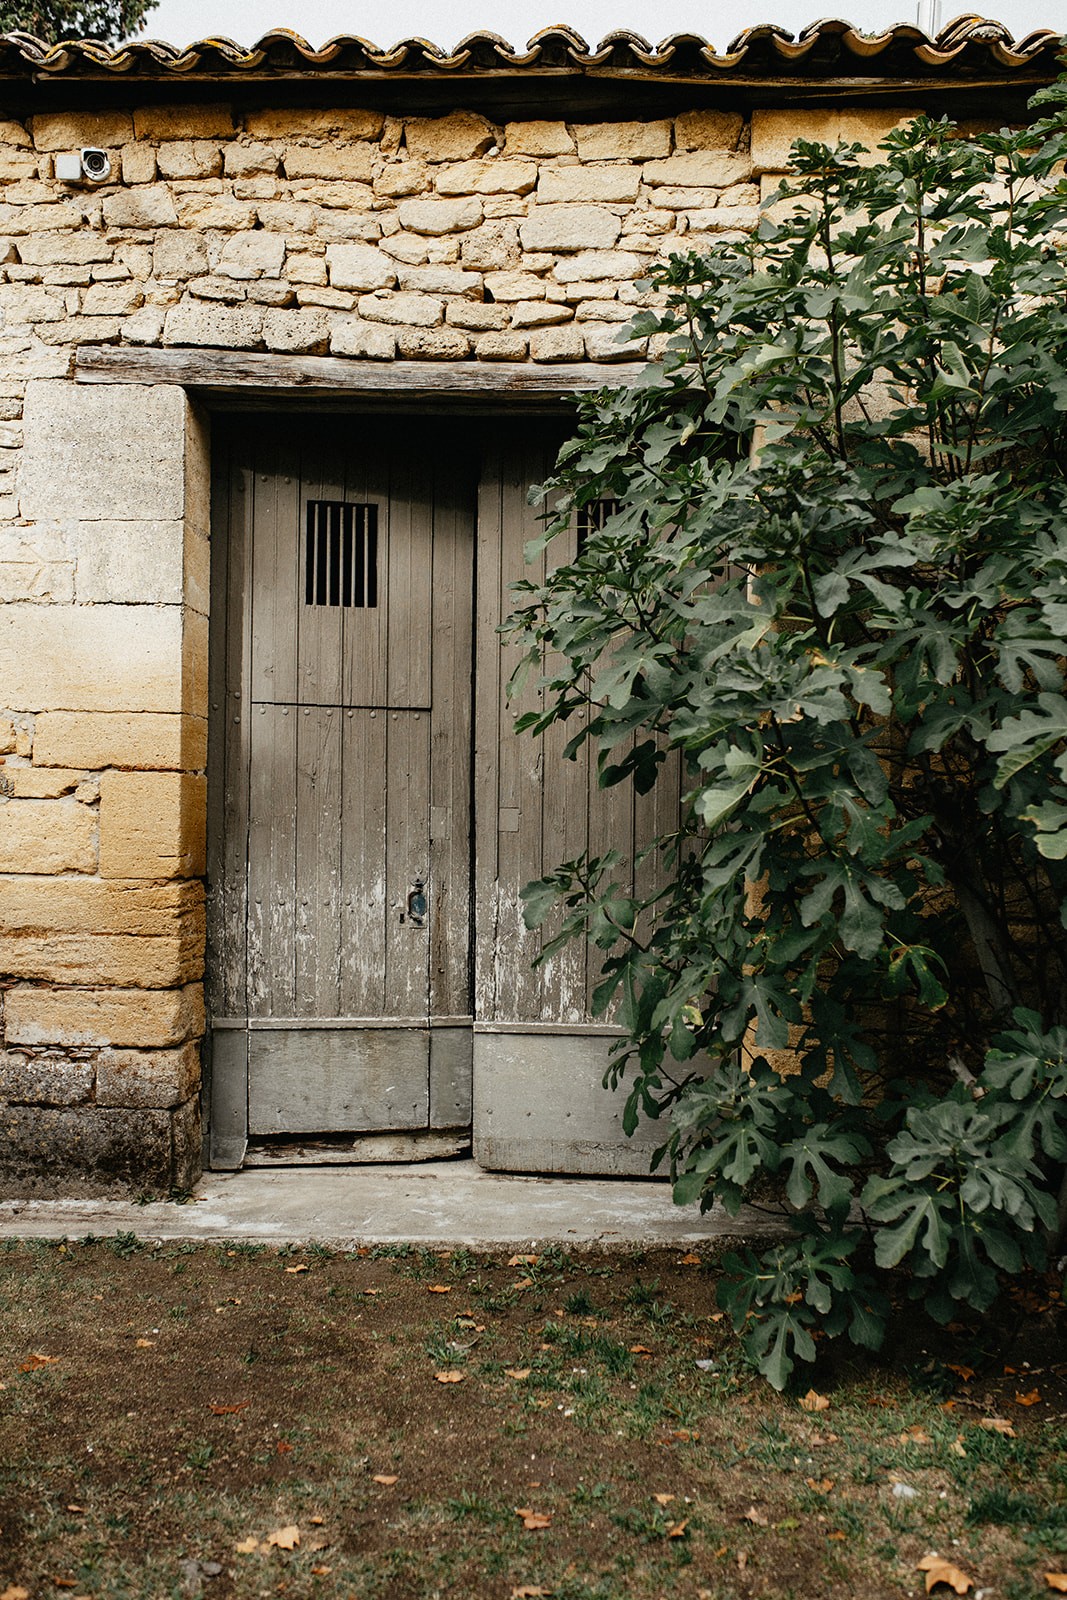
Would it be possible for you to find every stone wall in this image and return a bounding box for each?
[0,97,913,1191]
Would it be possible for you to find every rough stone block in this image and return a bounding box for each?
[435,160,537,196]
[6,982,205,1048]
[582,324,648,361]
[0,798,95,873]
[519,206,620,252]
[6,768,83,798]
[21,380,188,522]
[283,145,373,181]
[529,326,585,361]
[404,112,497,163]
[372,160,429,198]
[674,110,745,150]
[537,166,641,204]
[326,242,396,291]
[552,249,643,283]
[31,111,133,151]
[80,281,143,316]
[445,300,508,330]
[32,711,206,772]
[0,1051,93,1106]
[0,285,66,321]
[95,1041,200,1109]
[175,195,257,231]
[152,231,208,280]
[482,269,545,301]
[574,120,672,160]
[329,317,395,359]
[36,314,124,346]
[220,142,279,178]
[510,300,573,329]
[750,108,921,171]
[683,206,761,232]
[0,1101,196,1192]
[0,874,205,937]
[357,290,443,327]
[397,265,481,296]
[396,197,483,236]
[216,232,286,280]
[101,187,179,229]
[121,143,157,185]
[155,140,223,180]
[133,104,234,139]
[503,121,574,156]
[16,233,112,265]
[163,301,264,349]
[244,108,383,141]
[642,151,756,187]
[0,930,200,987]
[262,307,329,353]
[395,328,470,359]
[459,220,520,270]
[475,332,528,360]
[0,603,186,714]
[0,119,31,147]
[99,769,206,880]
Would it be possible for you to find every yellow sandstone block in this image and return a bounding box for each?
[98,770,206,880]
[0,798,95,873]
[32,712,207,772]
[5,982,205,1048]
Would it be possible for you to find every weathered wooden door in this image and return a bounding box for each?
[207,417,474,1165]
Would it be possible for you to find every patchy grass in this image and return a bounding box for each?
[0,1239,1064,1600]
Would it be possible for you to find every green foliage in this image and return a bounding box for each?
[0,0,156,44]
[507,93,1067,1386]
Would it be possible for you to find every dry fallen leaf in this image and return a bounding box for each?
[827,1530,847,1542]
[743,1507,768,1526]
[1,1588,30,1600]
[978,1417,1016,1437]
[427,1285,452,1294]
[629,1344,654,1355]
[1015,1389,1042,1406]
[283,1264,309,1275]
[505,1368,531,1381]
[945,1363,974,1382]
[266,1525,300,1550]
[900,1425,932,1444]
[512,1277,534,1291]
[653,1493,675,1506]
[917,1555,973,1595]
[434,1370,466,1384]
[234,1537,260,1555]
[507,1255,539,1268]
[1045,1575,1067,1593]
[275,1441,294,1455]
[799,1390,830,1413]
[310,1566,332,1577]
[514,1508,552,1531]
[805,1478,835,1494]
[209,1401,249,1415]
[667,1520,689,1539]
[679,1253,702,1266]
[52,1580,77,1590]
[372,1474,399,1486]
[510,1587,551,1598]
[134,1339,155,1349]
[20,1353,59,1372]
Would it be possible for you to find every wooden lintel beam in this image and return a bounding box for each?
[74,345,647,398]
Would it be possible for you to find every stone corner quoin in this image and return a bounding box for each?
[0,89,940,1191]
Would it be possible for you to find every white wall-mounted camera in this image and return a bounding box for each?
[54,147,112,185]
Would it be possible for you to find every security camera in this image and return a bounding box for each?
[79,147,111,182]
[54,147,112,184]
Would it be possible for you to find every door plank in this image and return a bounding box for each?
[295,704,342,1018]
[339,708,388,1017]
[248,1027,429,1135]
[384,707,432,1018]
[247,703,297,1016]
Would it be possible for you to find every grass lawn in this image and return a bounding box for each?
[0,1235,1064,1600]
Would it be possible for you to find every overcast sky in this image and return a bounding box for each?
[138,2,1066,51]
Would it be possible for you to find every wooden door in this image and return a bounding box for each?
[207,417,474,1164]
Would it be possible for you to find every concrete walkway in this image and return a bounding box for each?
[0,1160,785,1249]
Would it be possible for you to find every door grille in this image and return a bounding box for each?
[305,500,379,608]
[576,497,621,550]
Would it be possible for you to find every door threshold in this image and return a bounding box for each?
[243,1131,472,1167]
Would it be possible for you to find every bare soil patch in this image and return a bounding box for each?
[0,1237,1064,1599]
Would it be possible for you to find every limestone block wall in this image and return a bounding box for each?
[0,97,913,1191]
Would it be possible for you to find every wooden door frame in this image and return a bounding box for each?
[73,347,646,1173]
